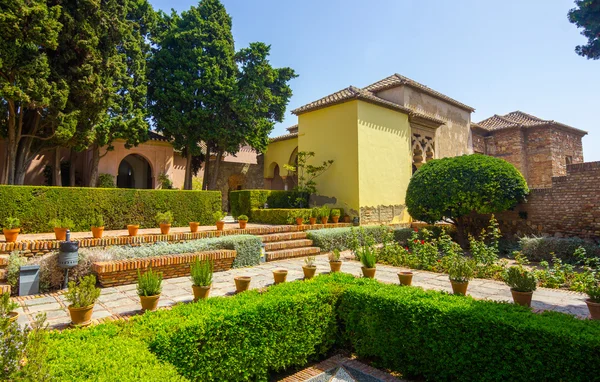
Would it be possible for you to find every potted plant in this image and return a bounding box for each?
[295,215,304,226]
[0,291,19,323]
[273,269,288,284]
[238,215,248,229]
[585,282,600,320]
[214,211,225,231]
[90,215,105,239]
[49,217,74,241]
[155,211,173,235]
[310,208,319,225]
[330,209,341,224]
[398,271,414,286]
[503,265,537,307]
[319,206,330,224]
[137,268,163,311]
[448,255,474,296]
[357,244,377,278]
[3,217,20,243]
[234,276,251,293]
[189,221,200,233]
[127,222,140,236]
[303,256,317,279]
[65,274,101,326]
[343,214,351,223]
[190,258,213,301]
[329,248,342,272]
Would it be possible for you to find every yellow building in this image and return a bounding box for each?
[265,73,476,224]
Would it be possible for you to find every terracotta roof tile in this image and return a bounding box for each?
[476,111,587,135]
[286,124,298,133]
[269,132,298,143]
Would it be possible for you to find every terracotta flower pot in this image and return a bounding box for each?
[309,217,317,225]
[320,217,328,224]
[91,226,104,239]
[329,260,342,273]
[159,223,171,235]
[511,289,534,307]
[3,228,20,243]
[7,311,18,323]
[296,217,304,225]
[54,227,68,241]
[331,216,339,224]
[343,216,351,223]
[234,276,251,293]
[586,299,600,320]
[216,221,225,231]
[127,225,139,236]
[361,267,376,279]
[273,269,288,284]
[192,285,211,301]
[303,265,317,279]
[140,294,160,312]
[189,222,200,233]
[68,305,94,326]
[398,271,413,286]
[238,220,248,229]
[450,280,469,296]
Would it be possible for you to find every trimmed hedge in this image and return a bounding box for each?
[0,185,221,233]
[230,190,304,218]
[520,236,600,263]
[250,208,312,225]
[306,226,413,252]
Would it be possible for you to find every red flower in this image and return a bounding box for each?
[413,239,418,244]
[404,246,409,251]
[437,259,442,263]
[420,240,425,245]
[414,228,418,232]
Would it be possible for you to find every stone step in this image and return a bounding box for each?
[0,254,9,267]
[0,283,10,294]
[259,231,307,243]
[0,268,7,282]
[266,246,321,262]
[264,239,314,252]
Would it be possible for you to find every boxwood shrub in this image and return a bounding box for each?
[306,226,413,252]
[0,185,221,233]
[250,208,312,225]
[230,190,304,218]
[520,236,600,262]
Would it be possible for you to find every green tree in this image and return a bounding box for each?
[406,154,529,247]
[568,0,600,60]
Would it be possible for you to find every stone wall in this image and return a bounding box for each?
[360,205,407,225]
[469,161,600,240]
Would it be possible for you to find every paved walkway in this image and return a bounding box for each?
[13,253,591,329]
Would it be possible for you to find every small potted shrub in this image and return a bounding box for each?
[343,214,351,223]
[398,271,414,286]
[214,211,225,231]
[273,269,288,284]
[585,282,600,320]
[65,274,101,326]
[319,206,330,224]
[503,265,537,307]
[155,211,174,235]
[448,255,474,296]
[137,268,163,311]
[234,275,251,293]
[190,258,213,301]
[90,215,105,239]
[0,291,19,323]
[295,215,304,226]
[330,209,341,224]
[329,248,342,272]
[310,208,319,225]
[189,220,200,233]
[357,245,377,278]
[3,217,21,243]
[49,217,74,241]
[127,222,140,236]
[303,256,317,279]
[237,215,248,229]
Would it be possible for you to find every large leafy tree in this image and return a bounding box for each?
[568,0,600,60]
[406,155,529,247]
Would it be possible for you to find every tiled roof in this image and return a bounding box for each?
[364,73,475,112]
[477,111,587,135]
[269,132,298,143]
[148,130,170,142]
[286,124,298,133]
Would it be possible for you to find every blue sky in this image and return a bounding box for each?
[149,0,599,160]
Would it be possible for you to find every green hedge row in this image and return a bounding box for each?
[0,185,221,233]
[306,226,413,252]
[44,274,600,381]
[250,208,345,225]
[229,189,305,218]
[520,236,600,263]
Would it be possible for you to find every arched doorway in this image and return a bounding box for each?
[117,154,153,189]
[271,164,284,190]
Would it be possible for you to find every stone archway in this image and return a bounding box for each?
[117,154,153,189]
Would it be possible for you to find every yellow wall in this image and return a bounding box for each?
[357,101,412,221]
[298,101,360,215]
[263,137,298,178]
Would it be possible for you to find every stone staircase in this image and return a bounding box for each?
[0,254,10,294]
[259,230,321,261]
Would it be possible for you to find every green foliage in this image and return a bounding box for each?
[304,255,316,267]
[586,283,600,303]
[237,215,248,221]
[447,255,475,283]
[155,211,174,225]
[0,292,18,317]
[318,206,330,219]
[97,174,116,188]
[7,252,27,291]
[190,259,213,287]
[535,254,577,289]
[0,186,221,233]
[229,190,306,218]
[65,275,101,308]
[212,211,225,223]
[250,208,312,225]
[306,226,396,252]
[48,217,74,229]
[520,236,600,262]
[158,173,174,189]
[310,207,320,218]
[3,217,20,230]
[353,228,377,268]
[1,314,49,381]
[330,209,341,218]
[504,266,537,292]
[283,151,334,207]
[329,249,341,262]
[568,0,600,60]
[406,229,440,271]
[137,268,163,297]
[90,215,104,228]
[469,216,505,279]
